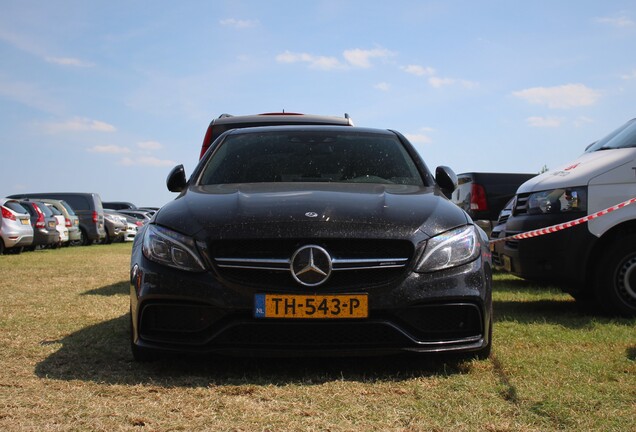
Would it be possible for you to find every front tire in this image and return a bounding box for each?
[595,233,636,317]
[79,228,92,246]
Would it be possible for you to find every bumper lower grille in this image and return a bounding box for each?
[138,302,484,349]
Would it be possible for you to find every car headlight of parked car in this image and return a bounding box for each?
[416,225,480,273]
[142,224,206,272]
[526,187,587,215]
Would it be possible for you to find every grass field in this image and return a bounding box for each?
[0,243,634,431]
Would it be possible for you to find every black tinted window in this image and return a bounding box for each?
[199,131,424,186]
[4,201,28,214]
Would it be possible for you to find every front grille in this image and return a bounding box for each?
[513,193,530,215]
[210,239,413,290]
[138,303,485,349]
[393,303,483,340]
[213,321,412,348]
[497,214,510,225]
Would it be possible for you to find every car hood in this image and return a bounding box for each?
[155,183,469,240]
[518,148,636,193]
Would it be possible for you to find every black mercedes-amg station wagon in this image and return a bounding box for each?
[130,126,492,360]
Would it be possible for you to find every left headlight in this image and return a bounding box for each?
[527,187,587,215]
[142,224,206,272]
[416,225,480,273]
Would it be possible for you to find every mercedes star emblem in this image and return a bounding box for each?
[290,245,332,286]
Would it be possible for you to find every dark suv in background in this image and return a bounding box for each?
[8,192,106,245]
[198,112,354,159]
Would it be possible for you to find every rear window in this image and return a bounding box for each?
[59,201,77,216]
[199,131,424,186]
[4,201,28,214]
[37,203,53,217]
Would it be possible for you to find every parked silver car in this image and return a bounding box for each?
[0,198,34,254]
[103,210,127,244]
[37,199,81,245]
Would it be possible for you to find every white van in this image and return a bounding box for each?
[491,118,636,316]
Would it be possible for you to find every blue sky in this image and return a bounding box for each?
[1,1,635,207]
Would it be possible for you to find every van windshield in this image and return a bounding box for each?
[586,119,636,152]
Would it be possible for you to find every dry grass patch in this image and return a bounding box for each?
[0,245,634,431]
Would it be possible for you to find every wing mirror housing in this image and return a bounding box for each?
[167,165,187,192]
[435,166,458,197]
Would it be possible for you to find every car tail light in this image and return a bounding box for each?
[470,184,488,211]
[1,206,16,221]
[32,203,45,228]
[92,211,99,223]
[65,218,72,227]
[199,125,214,159]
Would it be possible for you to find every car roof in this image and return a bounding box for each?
[223,124,395,136]
[212,113,353,127]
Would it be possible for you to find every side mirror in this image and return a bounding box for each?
[435,166,458,196]
[166,165,187,192]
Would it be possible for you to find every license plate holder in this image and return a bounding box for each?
[254,294,368,319]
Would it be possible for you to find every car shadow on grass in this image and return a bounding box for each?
[492,280,636,329]
[81,281,128,296]
[34,313,474,388]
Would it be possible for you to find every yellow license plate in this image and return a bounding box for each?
[21,219,29,225]
[254,294,368,319]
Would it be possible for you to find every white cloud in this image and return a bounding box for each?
[402,64,476,89]
[87,145,131,154]
[405,129,434,144]
[374,82,390,91]
[276,51,342,70]
[621,70,636,80]
[428,76,456,88]
[525,116,565,128]
[512,84,600,109]
[45,56,94,67]
[596,16,634,28]
[277,47,393,70]
[219,18,258,29]
[137,140,163,150]
[42,117,116,133]
[403,65,435,76]
[342,48,394,68]
[119,156,175,167]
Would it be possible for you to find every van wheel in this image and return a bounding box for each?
[596,234,636,317]
[80,228,92,246]
[0,240,4,255]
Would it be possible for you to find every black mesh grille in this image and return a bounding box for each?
[138,303,484,348]
[392,304,483,340]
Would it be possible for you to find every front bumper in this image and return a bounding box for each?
[130,254,492,357]
[492,213,596,285]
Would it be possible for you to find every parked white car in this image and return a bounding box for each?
[45,203,69,247]
[124,222,137,242]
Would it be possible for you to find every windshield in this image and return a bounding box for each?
[586,119,636,152]
[198,131,425,186]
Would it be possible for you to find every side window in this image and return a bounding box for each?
[64,196,90,210]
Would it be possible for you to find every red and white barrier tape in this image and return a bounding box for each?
[489,196,636,244]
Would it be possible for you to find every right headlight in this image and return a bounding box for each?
[416,225,481,273]
[142,224,206,272]
[526,187,587,215]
